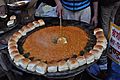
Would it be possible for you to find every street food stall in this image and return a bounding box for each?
[0,1,108,80]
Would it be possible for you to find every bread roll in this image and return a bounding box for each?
[95,31,105,38]
[94,28,103,35]
[36,62,47,74]
[19,58,31,69]
[47,63,58,72]
[14,54,25,66]
[19,26,29,36]
[76,56,86,66]
[58,60,69,72]
[8,40,17,48]
[84,53,94,64]
[93,45,104,52]
[8,38,16,45]
[9,50,19,60]
[67,58,79,70]
[89,49,102,60]
[97,36,107,44]
[38,19,45,26]
[33,21,40,28]
[27,61,40,72]
[27,23,35,30]
[96,41,107,50]
[8,42,17,48]
[23,25,32,33]
[8,45,17,51]
[8,45,18,54]
[11,35,19,42]
[13,32,22,39]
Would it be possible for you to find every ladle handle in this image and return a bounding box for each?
[60,14,63,37]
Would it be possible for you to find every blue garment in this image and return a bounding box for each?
[105,62,120,80]
[112,62,120,74]
[87,63,101,76]
[61,0,90,11]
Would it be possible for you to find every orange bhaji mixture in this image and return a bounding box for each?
[23,26,88,63]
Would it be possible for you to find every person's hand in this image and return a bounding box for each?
[56,1,63,17]
[0,5,6,16]
[91,15,98,27]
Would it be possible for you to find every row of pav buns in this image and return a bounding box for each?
[8,19,107,75]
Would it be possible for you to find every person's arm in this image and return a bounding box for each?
[0,0,6,16]
[26,0,38,17]
[54,0,63,17]
[27,0,38,8]
[91,1,98,27]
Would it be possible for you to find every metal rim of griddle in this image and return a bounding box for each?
[7,1,29,10]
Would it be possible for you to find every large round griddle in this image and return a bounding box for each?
[8,17,97,79]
